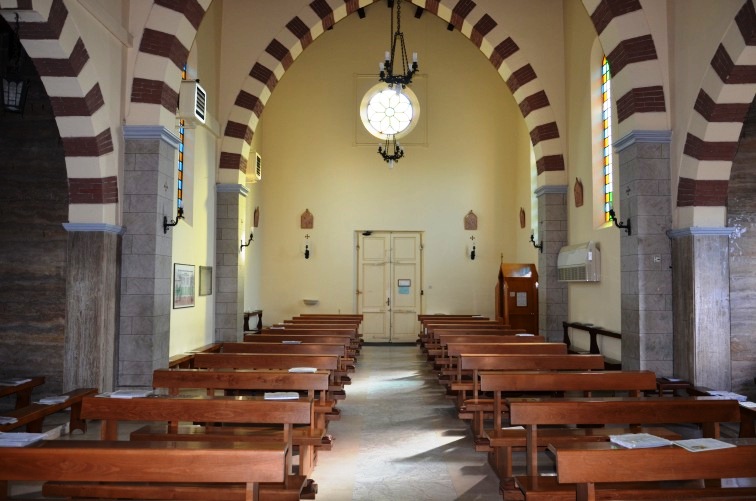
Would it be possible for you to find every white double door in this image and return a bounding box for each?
[357,232,422,343]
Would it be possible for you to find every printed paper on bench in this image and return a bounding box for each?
[673,438,736,452]
[109,389,153,399]
[609,433,673,448]
[264,392,300,400]
[741,401,756,410]
[515,333,535,336]
[0,416,18,425]
[0,378,32,386]
[0,432,46,447]
[282,340,302,344]
[706,390,747,401]
[38,395,69,404]
[289,367,318,373]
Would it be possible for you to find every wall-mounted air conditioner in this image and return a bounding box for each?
[252,152,262,182]
[557,241,601,282]
[177,80,206,127]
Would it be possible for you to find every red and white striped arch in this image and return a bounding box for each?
[1,0,116,224]
[677,0,755,227]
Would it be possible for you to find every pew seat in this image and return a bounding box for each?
[0,387,97,433]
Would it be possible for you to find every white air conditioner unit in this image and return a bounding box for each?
[253,152,262,181]
[177,80,206,127]
[557,241,601,282]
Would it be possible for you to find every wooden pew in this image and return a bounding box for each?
[191,352,346,399]
[427,330,531,359]
[152,368,335,429]
[244,333,358,358]
[0,440,285,501]
[220,341,354,378]
[506,396,741,482]
[52,394,318,501]
[453,354,605,437]
[0,376,45,409]
[0,387,97,433]
[443,342,568,374]
[552,440,756,501]
[434,334,543,363]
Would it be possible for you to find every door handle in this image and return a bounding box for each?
[387,297,390,306]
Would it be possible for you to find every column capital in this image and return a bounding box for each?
[63,223,126,235]
[534,185,568,198]
[217,184,249,197]
[667,226,737,239]
[615,130,672,152]
[123,125,181,150]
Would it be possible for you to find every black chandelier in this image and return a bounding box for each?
[377,136,404,168]
[2,13,30,116]
[379,0,418,90]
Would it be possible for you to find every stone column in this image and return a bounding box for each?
[63,224,122,392]
[668,228,733,389]
[614,131,673,375]
[120,126,180,387]
[215,184,248,342]
[535,185,568,342]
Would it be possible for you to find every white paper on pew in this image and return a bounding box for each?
[609,433,672,449]
[706,390,747,401]
[282,340,302,344]
[0,416,18,425]
[0,378,32,386]
[109,390,153,399]
[38,396,68,405]
[501,426,525,430]
[673,438,736,452]
[270,326,285,330]
[289,367,317,373]
[264,392,300,400]
[741,401,756,410]
[515,333,535,336]
[0,432,46,447]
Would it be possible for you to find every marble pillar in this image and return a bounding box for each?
[215,184,248,342]
[614,131,673,375]
[535,185,568,342]
[120,126,180,387]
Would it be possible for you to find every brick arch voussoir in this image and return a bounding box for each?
[2,0,117,208]
[677,0,756,209]
[129,0,210,129]
[221,0,565,175]
[582,0,668,134]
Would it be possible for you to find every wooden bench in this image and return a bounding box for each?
[453,354,605,436]
[442,342,568,373]
[191,352,346,399]
[152,368,336,429]
[562,321,622,370]
[0,387,97,433]
[550,440,756,501]
[52,394,319,501]
[0,376,45,409]
[242,334,358,359]
[506,396,741,481]
[0,440,285,501]
[434,334,544,362]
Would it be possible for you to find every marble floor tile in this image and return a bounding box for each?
[313,345,501,500]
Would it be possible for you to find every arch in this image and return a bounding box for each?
[216,0,566,180]
[1,0,117,224]
[580,0,669,138]
[676,0,756,226]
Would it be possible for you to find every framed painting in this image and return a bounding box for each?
[173,263,195,308]
[199,266,212,296]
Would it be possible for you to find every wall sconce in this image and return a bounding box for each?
[608,207,632,235]
[240,231,253,252]
[529,233,543,253]
[304,234,311,259]
[163,207,184,234]
[469,235,476,260]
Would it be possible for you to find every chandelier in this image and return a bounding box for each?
[379,0,418,90]
[377,0,418,166]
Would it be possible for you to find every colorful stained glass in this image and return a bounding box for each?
[177,65,186,211]
[601,56,612,222]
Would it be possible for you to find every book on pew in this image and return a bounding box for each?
[706,390,747,401]
[282,340,302,344]
[609,433,673,448]
[0,432,47,447]
[96,390,153,399]
[673,438,736,452]
[38,395,69,404]
[264,392,300,400]
[0,416,18,425]
[741,401,756,410]
[289,367,318,373]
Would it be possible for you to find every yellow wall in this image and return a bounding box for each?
[563,0,621,356]
[251,3,533,323]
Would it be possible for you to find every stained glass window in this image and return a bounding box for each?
[601,56,612,222]
[366,88,414,136]
[177,65,186,214]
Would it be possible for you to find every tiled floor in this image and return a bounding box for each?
[312,345,502,501]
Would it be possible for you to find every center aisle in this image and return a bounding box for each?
[313,345,502,501]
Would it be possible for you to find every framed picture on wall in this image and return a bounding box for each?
[199,266,212,296]
[173,263,195,308]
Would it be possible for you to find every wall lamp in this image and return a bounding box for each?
[529,233,543,253]
[608,208,632,235]
[469,235,476,260]
[304,234,311,259]
[240,231,253,252]
[163,207,184,234]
